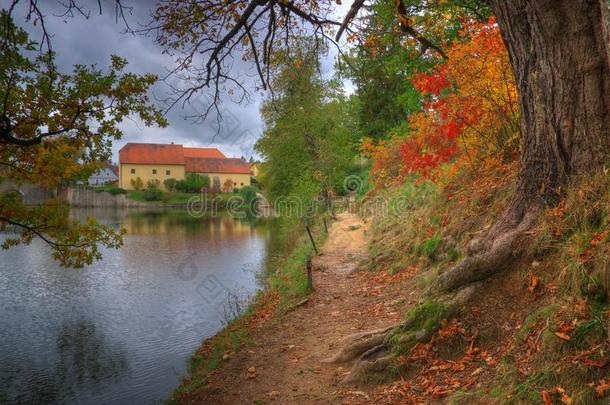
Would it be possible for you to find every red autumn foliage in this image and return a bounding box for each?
[398,18,519,178]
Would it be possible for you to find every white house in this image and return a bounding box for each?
[88,166,119,185]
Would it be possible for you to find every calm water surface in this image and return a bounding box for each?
[0,208,278,404]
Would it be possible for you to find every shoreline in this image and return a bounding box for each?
[167,212,378,404]
[168,214,331,403]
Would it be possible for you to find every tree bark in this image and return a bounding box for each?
[492,0,610,220]
[438,0,610,292]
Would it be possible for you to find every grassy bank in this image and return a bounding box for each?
[127,190,236,205]
[92,185,243,207]
[169,216,329,403]
[353,160,610,403]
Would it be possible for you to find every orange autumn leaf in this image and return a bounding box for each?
[555,386,571,404]
[582,357,609,368]
[590,230,608,247]
[542,390,554,405]
[397,18,519,178]
[554,332,571,341]
[528,273,541,294]
[596,379,610,397]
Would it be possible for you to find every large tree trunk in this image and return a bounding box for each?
[438,0,610,292]
[494,0,610,210]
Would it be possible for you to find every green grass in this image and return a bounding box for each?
[418,235,442,259]
[125,190,237,206]
[268,222,327,311]
[91,184,127,195]
[515,303,559,343]
[513,368,556,403]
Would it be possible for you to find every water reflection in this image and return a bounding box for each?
[56,320,129,393]
[1,320,128,404]
[0,208,277,404]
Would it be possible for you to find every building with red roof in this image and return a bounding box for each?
[118,143,251,191]
[183,147,226,159]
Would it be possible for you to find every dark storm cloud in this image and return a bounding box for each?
[9,1,352,161]
[11,1,265,160]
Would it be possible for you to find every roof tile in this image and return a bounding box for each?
[119,143,184,165]
[185,157,251,174]
[183,147,226,158]
[119,143,247,174]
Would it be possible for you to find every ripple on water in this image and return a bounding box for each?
[0,210,275,404]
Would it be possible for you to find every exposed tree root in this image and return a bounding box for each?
[328,284,481,384]
[437,208,538,292]
[322,325,397,364]
[342,346,393,384]
[333,205,538,384]
[329,202,542,385]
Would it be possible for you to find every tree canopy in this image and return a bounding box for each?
[0,10,166,266]
[256,41,357,212]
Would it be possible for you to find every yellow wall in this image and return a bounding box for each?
[119,164,251,191]
[194,172,251,191]
[119,164,185,190]
[250,164,259,177]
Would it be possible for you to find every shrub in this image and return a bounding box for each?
[107,187,127,195]
[239,185,258,209]
[130,177,144,190]
[187,173,210,192]
[174,179,188,193]
[143,181,163,201]
[175,173,211,193]
[164,178,177,192]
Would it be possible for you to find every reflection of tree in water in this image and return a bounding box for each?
[0,320,128,404]
[56,320,129,392]
[122,210,270,238]
[0,363,62,404]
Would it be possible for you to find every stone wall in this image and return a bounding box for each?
[0,181,56,205]
[60,187,151,208]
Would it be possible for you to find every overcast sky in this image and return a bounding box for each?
[11,1,352,162]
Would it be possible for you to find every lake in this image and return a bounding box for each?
[0,209,278,404]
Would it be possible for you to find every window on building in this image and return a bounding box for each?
[166,170,171,175]
[131,168,135,174]
[240,183,244,186]
[152,169,157,174]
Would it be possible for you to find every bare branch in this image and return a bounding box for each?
[335,0,365,41]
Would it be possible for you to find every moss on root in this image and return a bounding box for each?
[389,300,448,355]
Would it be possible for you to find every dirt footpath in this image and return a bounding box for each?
[193,212,404,404]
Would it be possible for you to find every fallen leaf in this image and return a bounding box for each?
[555,386,571,404]
[541,390,553,405]
[582,357,609,368]
[528,273,541,294]
[596,379,610,397]
[470,367,484,376]
[554,332,571,341]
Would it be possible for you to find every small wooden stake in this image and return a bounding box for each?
[306,255,314,291]
[305,225,318,255]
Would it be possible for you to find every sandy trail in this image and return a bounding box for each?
[192,211,403,404]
